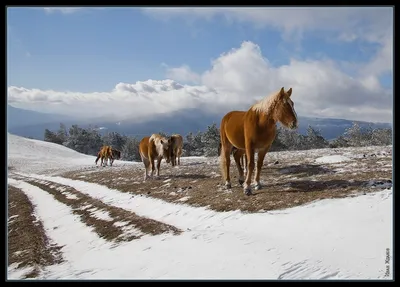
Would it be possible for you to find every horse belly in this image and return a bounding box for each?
[225,113,246,149]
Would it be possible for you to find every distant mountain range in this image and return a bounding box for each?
[7,105,392,141]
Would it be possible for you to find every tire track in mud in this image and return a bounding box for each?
[8,185,64,279]
[13,174,182,244]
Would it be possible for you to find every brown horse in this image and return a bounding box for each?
[95,146,121,167]
[219,87,298,195]
[170,134,183,166]
[139,134,172,181]
[95,146,113,167]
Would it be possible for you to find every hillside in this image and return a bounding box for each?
[7,133,393,280]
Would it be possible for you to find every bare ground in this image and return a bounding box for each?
[8,185,64,278]
[61,146,393,213]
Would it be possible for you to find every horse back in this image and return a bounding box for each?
[99,146,112,157]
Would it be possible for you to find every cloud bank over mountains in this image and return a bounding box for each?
[8,7,393,123]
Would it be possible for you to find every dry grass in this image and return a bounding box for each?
[8,185,64,278]
[61,147,392,213]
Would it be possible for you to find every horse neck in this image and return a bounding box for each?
[256,111,276,128]
[251,94,279,126]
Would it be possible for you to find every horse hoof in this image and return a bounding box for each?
[244,188,252,196]
[254,184,262,191]
[225,183,232,189]
[238,179,244,186]
[244,186,252,195]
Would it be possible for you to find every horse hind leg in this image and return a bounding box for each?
[142,156,150,181]
[233,149,245,186]
[219,142,233,189]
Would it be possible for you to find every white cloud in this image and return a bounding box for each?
[141,7,393,45]
[42,7,106,14]
[7,41,393,123]
[361,34,393,78]
[43,7,83,14]
[164,64,201,84]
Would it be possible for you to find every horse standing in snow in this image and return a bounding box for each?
[139,134,172,181]
[95,146,121,167]
[219,87,298,195]
[95,146,113,167]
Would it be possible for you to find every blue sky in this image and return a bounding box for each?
[7,7,393,122]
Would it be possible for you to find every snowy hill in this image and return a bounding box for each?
[7,134,393,280]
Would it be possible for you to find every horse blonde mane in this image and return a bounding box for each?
[149,134,168,156]
[250,88,283,115]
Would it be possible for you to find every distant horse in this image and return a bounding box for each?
[95,146,121,167]
[95,146,113,167]
[219,87,298,195]
[170,134,183,166]
[139,134,172,181]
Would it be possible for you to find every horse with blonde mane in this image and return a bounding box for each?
[170,134,183,166]
[219,87,298,195]
[95,146,113,167]
[95,146,121,167]
[139,134,172,181]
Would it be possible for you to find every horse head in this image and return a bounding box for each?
[159,137,172,164]
[275,87,298,130]
[114,149,121,160]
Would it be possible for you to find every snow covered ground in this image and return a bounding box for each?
[7,133,393,280]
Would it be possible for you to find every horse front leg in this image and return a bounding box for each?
[141,155,150,181]
[172,153,177,167]
[244,145,255,196]
[243,154,248,173]
[254,147,269,191]
[156,157,162,177]
[149,156,155,178]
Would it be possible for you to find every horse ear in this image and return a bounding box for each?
[287,88,292,97]
[280,87,285,95]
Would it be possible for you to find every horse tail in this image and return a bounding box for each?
[219,122,227,179]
